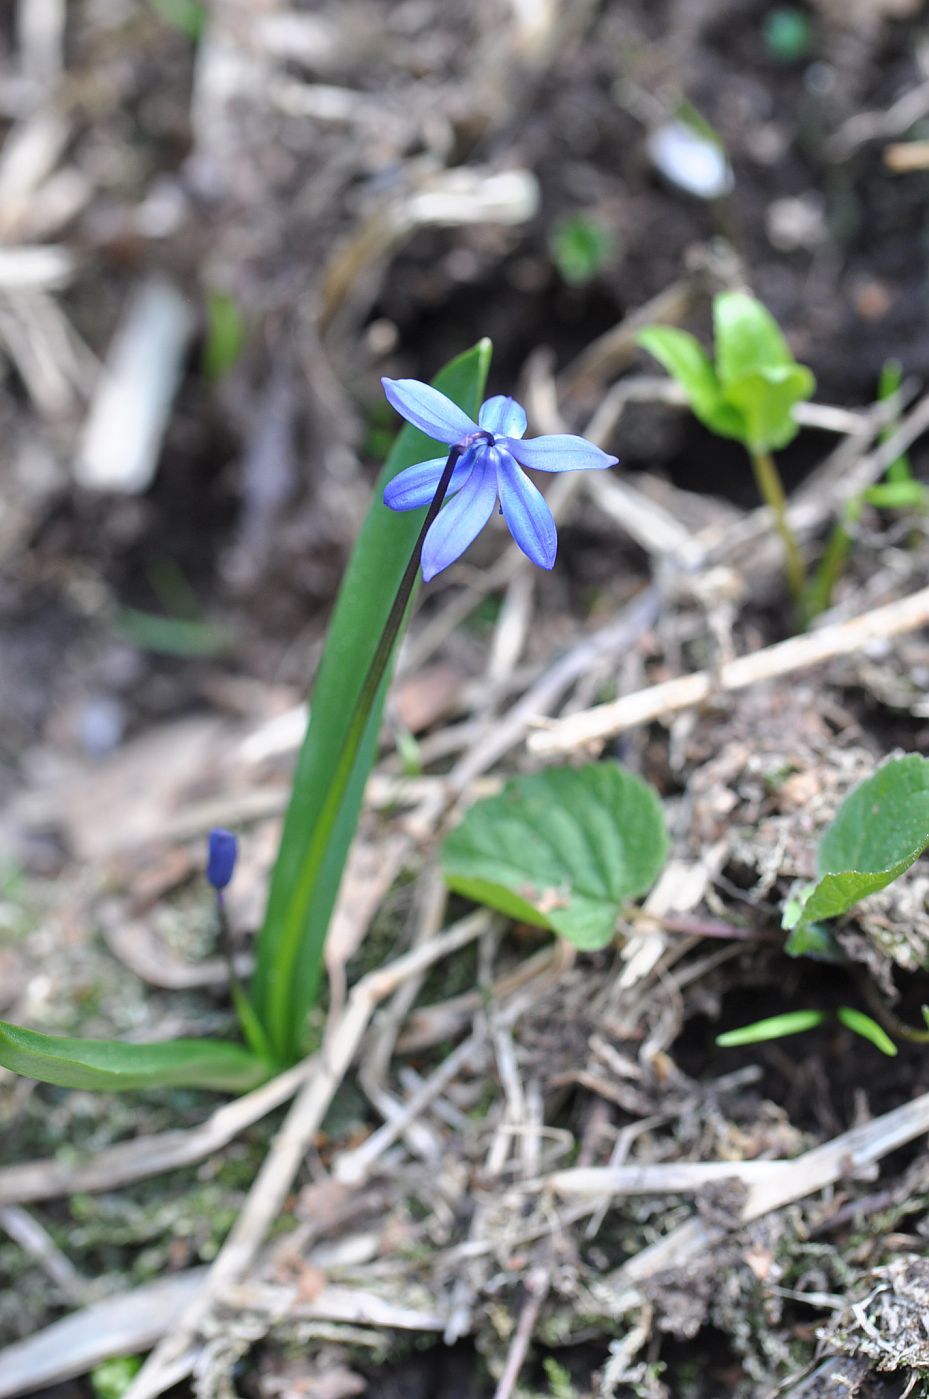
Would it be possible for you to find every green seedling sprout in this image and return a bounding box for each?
[549,213,615,287]
[762,8,813,63]
[717,1008,897,1056]
[203,289,246,380]
[638,290,814,616]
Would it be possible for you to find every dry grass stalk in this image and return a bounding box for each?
[528,583,929,756]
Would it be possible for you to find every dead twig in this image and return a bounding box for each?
[412,584,661,829]
[596,1086,929,1301]
[336,1031,486,1186]
[491,1265,551,1399]
[0,1270,208,1399]
[545,1160,788,1196]
[0,1204,89,1305]
[528,583,929,756]
[0,1059,313,1206]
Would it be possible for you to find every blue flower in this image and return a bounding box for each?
[207,828,238,891]
[381,378,618,580]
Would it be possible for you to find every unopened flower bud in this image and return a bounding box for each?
[207,828,238,890]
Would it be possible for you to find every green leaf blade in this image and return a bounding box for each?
[252,341,492,1062]
[818,754,929,877]
[836,1007,897,1057]
[0,1022,270,1093]
[713,291,796,385]
[863,480,929,511]
[716,1010,826,1047]
[724,363,815,452]
[785,755,929,949]
[441,762,668,951]
[637,325,744,439]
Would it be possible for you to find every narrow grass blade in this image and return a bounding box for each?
[837,1007,898,1057]
[716,1010,826,1047]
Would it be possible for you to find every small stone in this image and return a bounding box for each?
[76,695,126,757]
[766,193,828,251]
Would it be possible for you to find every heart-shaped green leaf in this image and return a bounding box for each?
[714,290,797,384]
[724,363,815,451]
[638,295,814,452]
[441,762,668,950]
[0,1021,271,1093]
[636,326,746,440]
[785,754,929,952]
[636,326,721,416]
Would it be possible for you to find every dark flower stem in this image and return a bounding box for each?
[216,892,275,1060]
[354,444,464,725]
[216,893,242,1000]
[748,448,805,610]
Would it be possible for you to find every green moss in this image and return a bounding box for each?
[0,1109,281,1345]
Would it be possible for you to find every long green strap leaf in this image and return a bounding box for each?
[0,1021,270,1092]
[252,340,492,1062]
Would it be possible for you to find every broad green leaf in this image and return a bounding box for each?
[836,1007,897,1057]
[723,362,816,451]
[716,1010,826,1047]
[818,754,929,876]
[252,341,491,1062]
[713,291,797,386]
[0,1022,270,1092]
[637,326,743,438]
[441,762,668,951]
[785,755,929,951]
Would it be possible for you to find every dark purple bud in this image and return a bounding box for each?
[207,828,238,890]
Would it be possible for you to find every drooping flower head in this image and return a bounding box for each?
[381,378,617,579]
[207,828,238,891]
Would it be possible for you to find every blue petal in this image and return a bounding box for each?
[478,395,527,439]
[421,454,498,580]
[496,450,557,570]
[383,453,474,512]
[507,434,618,473]
[382,377,478,446]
